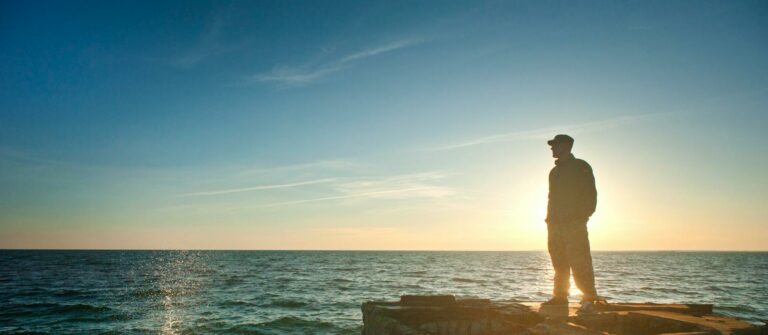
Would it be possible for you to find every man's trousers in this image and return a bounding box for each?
[547,220,598,300]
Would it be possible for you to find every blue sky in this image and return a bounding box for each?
[1,0,767,249]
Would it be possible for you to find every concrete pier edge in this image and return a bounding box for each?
[361,295,767,335]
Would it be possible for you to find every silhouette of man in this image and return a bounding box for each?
[543,134,599,309]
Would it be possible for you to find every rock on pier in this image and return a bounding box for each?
[361,295,766,335]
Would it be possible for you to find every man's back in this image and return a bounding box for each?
[547,154,597,224]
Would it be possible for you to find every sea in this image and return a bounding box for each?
[0,250,766,334]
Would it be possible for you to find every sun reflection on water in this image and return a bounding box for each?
[161,292,178,335]
[151,251,208,335]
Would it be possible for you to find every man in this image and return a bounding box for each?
[543,134,600,310]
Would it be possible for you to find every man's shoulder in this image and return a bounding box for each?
[573,158,591,166]
[572,158,593,171]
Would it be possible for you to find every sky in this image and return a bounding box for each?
[1,0,767,250]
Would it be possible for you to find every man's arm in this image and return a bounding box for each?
[579,161,597,219]
[545,168,555,224]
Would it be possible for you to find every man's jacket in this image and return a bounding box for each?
[546,154,597,224]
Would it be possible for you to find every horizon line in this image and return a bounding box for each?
[1,248,766,252]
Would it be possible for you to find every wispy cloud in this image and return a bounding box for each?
[182,178,335,197]
[236,159,359,176]
[263,187,438,207]
[175,10,247,68]
[333,172,452,196]
[263,171,456,207]
[423,113,663,151]
[251,37,424,86]
[339,39,421,63]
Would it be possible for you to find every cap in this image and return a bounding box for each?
[547,134,574,146]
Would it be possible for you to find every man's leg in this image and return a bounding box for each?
[547,223,571,300]
[567,221,598,301]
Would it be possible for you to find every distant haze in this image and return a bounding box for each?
[1,0,766,250]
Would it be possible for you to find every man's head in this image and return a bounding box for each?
[547,134,574,159]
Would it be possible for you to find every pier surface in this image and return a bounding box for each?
[361,295,766,335]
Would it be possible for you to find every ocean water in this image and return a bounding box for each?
[0,251,766,334]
